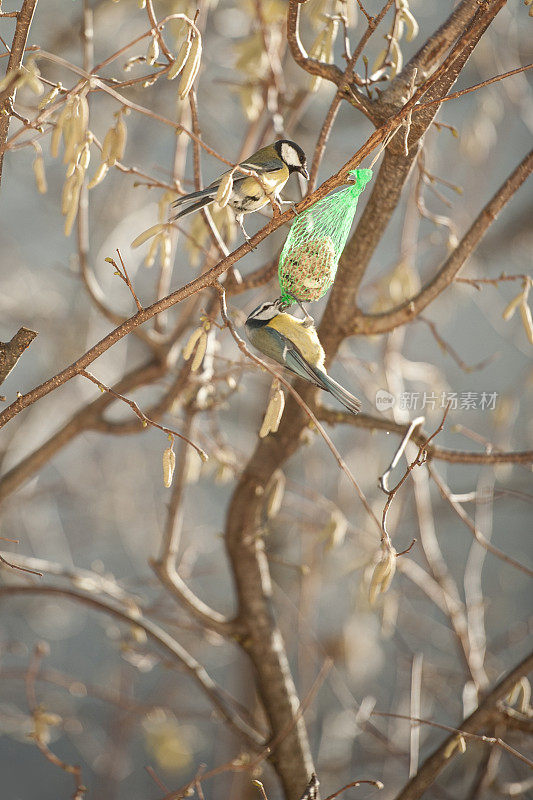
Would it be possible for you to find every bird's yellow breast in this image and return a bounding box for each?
[267,314,325,368]
[240,166,289,201]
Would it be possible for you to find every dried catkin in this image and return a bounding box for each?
[372,47,388,73]
[33,152,47,194]
[87,162,109,189]
[101,126,117,165]
[324,508,348,549]
[146,36,159,66]
[389,39,403,78]
[167,38,192,80]
[509,677,532,712]
[182,327,204,361]
[112,114,127,162]
[265,470,285,518]
[39,85,61,109]
[268,388,285,433]
[131,223,165,249]
[369,546,397,605]
[259,386,285,437]
[308,21,337,92]
[443,734,467,759]
[178,35,201,99]
[520,299,533,344]
[215,172,234,208]
[79,141,91,170]
[23,58,44,95]
[190,331,208,371]
[401,8,419,41]
[63,166,84,236]
[502,292,524,320]
[63,96,88,165]
[162,446,176,488]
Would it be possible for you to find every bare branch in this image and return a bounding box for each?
[316,408,533,465]
[0,583,264,747]
[351,148,533,335]
[0,326,37,385]
[429,466,533,578]
[392,650,533,800]
[0,0,38,184]
[152,411,236,636]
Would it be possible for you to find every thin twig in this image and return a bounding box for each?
[106,250,143,312]
[429,465,533,578]
[25,643,87,799]
[419,316,496,373]
[2,583,264,746]
[323,778,384,800]
[416,62,533,111]
[0,552,43,576]
[379,405,450,546]
[79,369,207,461]
[373,709,533,770]
[379,416,425,493]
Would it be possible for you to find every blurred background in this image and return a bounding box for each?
[1,1,532,798]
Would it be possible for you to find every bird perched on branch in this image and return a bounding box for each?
[170,140,308,239]
[245,300,361,414]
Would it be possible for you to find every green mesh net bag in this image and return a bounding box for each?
[278,168,373,304]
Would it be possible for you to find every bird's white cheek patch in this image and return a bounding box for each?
[281,143,301,167]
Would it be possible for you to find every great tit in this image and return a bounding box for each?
[245,300,361,414]
[170,140,308,239]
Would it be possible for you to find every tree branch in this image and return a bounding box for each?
[151,411,237,637]
[0,0,38,185]
[217,7,517,795]
[384,0,488,104]
[316,408,533,465]
[393,650,533,800]
[286,0,373,119]
[0,359,165,503]
[351,148,533,335]
[0,583,264,748]
[0,327,37,385]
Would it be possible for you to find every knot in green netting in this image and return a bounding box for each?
[278,168,372,304]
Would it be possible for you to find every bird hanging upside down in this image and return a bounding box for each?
[245,300,361,414]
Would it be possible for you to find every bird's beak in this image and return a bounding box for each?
[300,166,309,180]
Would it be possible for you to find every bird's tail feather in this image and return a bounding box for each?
[172,186,217,208]
[170,196,213,222]
[318,372,361,415]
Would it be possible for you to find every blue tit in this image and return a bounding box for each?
[245,300,361,414]
[170,140,308,240]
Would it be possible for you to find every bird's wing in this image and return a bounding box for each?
[239,156,284,174]
[284,341,361,413]
[261,328,360,413]
[172,155,284,208]
[171,173,250,208]
[266,328,323,387]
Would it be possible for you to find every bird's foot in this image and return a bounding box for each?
[284,292,314,326]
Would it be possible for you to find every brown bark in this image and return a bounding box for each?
[0,327,37,385]
[0,0,38,185]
